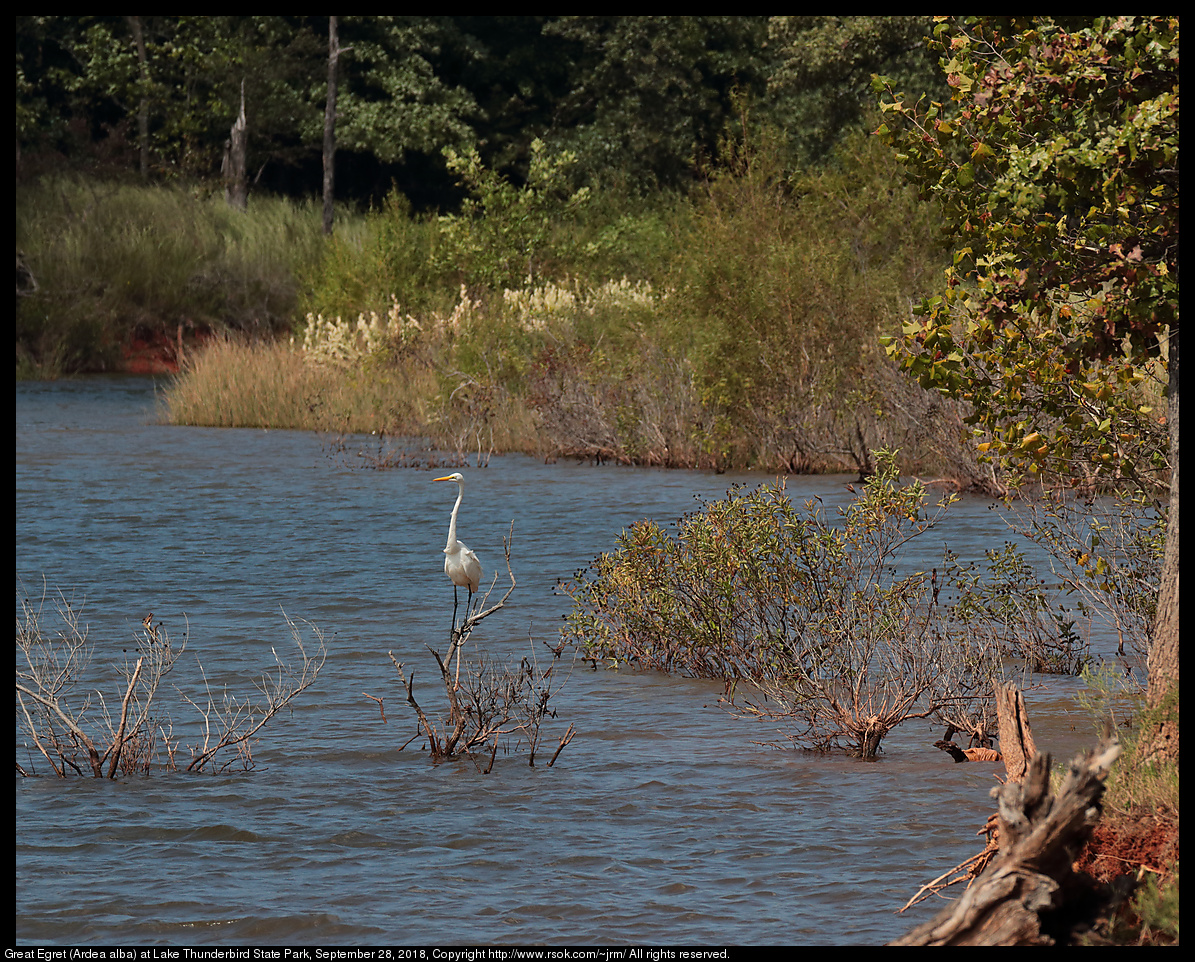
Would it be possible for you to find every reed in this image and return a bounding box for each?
[16,176,323,375]
[167,337,427,435]
[164,331,547,459]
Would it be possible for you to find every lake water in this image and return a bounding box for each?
[15,377,1105,947]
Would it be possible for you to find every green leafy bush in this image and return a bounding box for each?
[436,139,592,289]
[664,126,959,474]
[301,189,450,322]
[559,451,1004,757]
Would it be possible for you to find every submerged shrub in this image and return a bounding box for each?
[559,451,1006,757]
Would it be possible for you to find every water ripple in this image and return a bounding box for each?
[16,378,1105,946]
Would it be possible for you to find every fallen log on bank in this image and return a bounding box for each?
[892,736,1121,945]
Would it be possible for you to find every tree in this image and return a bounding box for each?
[875,17,1178,763]
[435,138,591,289]
[767,16,946,168]
[125,16,150,177]
[323,16,340,235]
[332,17,477,166]
[16,17,323,184]
[444,16,579,179]
[223,80,248,210]
[543,16,770,191]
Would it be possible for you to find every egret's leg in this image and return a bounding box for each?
[451,586,465,684]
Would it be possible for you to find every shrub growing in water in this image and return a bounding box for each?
[559,451,1007,757]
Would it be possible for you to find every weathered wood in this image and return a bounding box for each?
[935,739,1003,763]
[891,738,1121,945]
[995,681,1038,781]
[223,81,248,211]
[322,17,339,236]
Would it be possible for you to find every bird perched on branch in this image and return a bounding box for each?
[433,473,482,617]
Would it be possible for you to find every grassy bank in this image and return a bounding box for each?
[16,176,324,377]
[19,132,994,480]
[1068,668,1180,944]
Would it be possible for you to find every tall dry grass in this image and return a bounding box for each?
[166,332,543,457]
[166,337,434,435]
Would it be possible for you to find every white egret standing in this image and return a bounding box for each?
[433,473,482,627]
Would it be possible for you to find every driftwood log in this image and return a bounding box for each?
[894,681,1121,945]
[995,682,1038,780]
[934,740,1003,763]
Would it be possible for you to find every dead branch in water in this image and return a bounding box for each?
[894,682,1121,945]
[15,586,326,777]
[375,525,576,769]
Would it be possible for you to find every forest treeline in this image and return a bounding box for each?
[14,16,1168,492]
[16,16,949,203]
[16,15,992,479]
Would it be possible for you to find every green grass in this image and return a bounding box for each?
[21,131,990,478]
[16,175,324,376]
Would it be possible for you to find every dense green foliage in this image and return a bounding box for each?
[285,127,967,475]
[873,17,1179,797]
[672,127,955,472]
[16,16,942,200]
[558,452,1090,756]
[875,16,1178,490]
[437,139,594,289]
[767,16,946,167]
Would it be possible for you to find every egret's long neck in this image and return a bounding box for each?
[446,486,463,548]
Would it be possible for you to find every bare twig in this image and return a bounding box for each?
[548,724,577,767]
[381,525,575,768]
[363,692,386,723]
[180,613,326,773]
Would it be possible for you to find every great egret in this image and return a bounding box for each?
[433,473,482,618]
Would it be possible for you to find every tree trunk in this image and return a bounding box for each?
[126,16,150,179]
[1142,326,1179,765]
[323,16,339,236]
[994,682,1038,782]
[223,80,248,211]
[891,739,1121,945]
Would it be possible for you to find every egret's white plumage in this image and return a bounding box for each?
[433,473,482,599]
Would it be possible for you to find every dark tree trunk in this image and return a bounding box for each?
[323,16,339,236]
[223,80,248,211]
[126,16,150,179]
